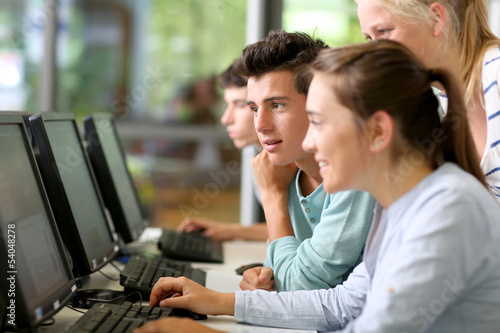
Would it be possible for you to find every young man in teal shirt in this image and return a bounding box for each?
[234,30,376,291]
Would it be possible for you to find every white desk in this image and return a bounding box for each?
[36,239,313,332]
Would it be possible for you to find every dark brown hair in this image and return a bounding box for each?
[311,40,486,186]
[233,30,328,95]
[219,62,247,89]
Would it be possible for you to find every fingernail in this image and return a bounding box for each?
[160,301,165,307]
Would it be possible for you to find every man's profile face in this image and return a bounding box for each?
[221,86,258,149]
[247,71,309,166]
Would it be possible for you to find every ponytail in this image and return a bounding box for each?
[431,68,487,187]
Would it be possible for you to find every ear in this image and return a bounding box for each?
[429,3,447,37]
[367,110,394,153]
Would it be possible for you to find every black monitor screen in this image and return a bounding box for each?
[45,121,117,261]
[0,119,75,330]
[84,115,146,242]
[30,113,118,275]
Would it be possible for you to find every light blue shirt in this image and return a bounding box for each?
[264,170,375,291]
[235,163,500,332]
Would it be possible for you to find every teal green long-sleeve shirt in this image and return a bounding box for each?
[264,170,375,291]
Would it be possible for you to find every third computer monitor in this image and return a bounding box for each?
[83,114,147,244]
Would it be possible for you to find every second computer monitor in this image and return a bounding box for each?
[29,112,119,278]
[83,114,147,243]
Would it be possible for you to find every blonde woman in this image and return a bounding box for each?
[357,0,500,203]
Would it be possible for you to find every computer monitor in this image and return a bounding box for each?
[29,112,119,279]
[83,114,148,243]
[0,113,77,332]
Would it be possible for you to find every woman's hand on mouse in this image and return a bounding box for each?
[239,267,275,291]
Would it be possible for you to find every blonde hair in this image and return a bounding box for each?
[374,0,500,106]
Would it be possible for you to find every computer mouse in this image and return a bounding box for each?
[235,262,264,275]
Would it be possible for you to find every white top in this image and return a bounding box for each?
[480,46,500,202]
[234,163,500,332]
[437,47,500,204]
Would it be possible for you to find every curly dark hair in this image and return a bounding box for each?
[233,30,328,95]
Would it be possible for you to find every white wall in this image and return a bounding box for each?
[491,0,500,36]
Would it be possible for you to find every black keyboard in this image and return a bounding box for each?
[158,230,223,263]
[66,301,206,333]
[120,255,206,299]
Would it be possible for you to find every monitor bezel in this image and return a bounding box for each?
[29,112,119,276]
[0,113,77,331]
[83,113,148,243]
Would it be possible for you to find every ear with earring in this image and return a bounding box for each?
[374,141,384,149]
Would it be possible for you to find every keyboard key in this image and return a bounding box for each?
[123,318,143,332]
[125,310,139,318]
[120,302,133,310]
[139,306,152,318]
[111,320,130,333]
[160,308,173,317]
[101,313,122,329]
[82,320,100,331]
[150,307,162,318]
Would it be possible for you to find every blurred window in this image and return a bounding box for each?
[282,0,364,47]
[55,0,248,121]
[0,0,42,111]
